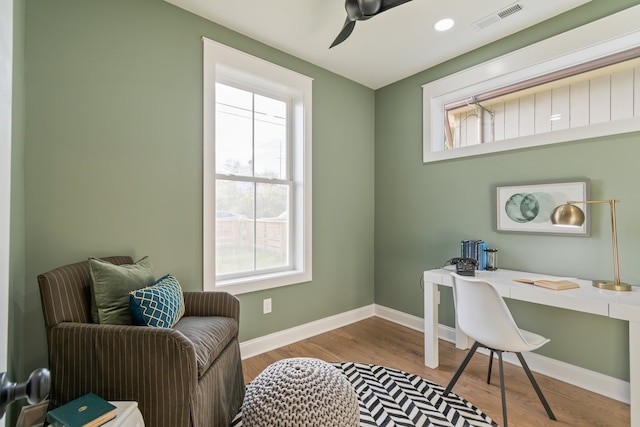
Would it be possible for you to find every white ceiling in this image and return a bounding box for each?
[164,0,592,89]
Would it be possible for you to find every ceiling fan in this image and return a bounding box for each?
[330,0,414,48]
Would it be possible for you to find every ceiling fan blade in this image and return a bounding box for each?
[330,18,356,48]
[329,0,411,48]
[379,0,413,13]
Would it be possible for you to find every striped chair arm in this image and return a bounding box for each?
[182,291,240,323]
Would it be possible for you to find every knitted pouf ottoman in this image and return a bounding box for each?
[242,357,360,427]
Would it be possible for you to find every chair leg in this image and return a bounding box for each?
[515,352,557,421]
[444,341,480,395]
[497,351,509,427]
[487,350,494,384]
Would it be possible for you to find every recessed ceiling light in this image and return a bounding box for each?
[434,18,455,32]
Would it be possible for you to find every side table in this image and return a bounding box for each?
[102,401,144,427]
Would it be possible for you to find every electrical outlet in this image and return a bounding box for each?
[263,298,272,314]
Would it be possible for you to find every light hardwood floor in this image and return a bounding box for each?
[241,317,629,427]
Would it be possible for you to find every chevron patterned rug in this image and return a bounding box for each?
[231,361,497,427]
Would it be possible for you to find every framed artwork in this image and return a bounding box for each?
[495,180,590,235]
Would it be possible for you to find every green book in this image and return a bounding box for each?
[46,393,117,427]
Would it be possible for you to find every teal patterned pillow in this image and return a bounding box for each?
[129,274,185,328]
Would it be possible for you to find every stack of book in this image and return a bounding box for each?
[460,239,489,270]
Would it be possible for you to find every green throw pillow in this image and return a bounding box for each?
[89,256,155,324]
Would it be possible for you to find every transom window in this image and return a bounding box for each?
[422,8,640,163]
[443,51,640,150]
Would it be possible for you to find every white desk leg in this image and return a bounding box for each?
[424,276,439,368]
[455,318,471,350]
[630,321,639,427]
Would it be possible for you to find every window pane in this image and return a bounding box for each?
[254,94,287,179]
[216,179,255,275]
[215,180,290,275]
[216,84,253,176]
[256,183,289,269]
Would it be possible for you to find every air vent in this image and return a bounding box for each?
[473,2,525,30]
[498,4,523,19]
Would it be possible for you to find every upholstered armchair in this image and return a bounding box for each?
[38,256,245,427]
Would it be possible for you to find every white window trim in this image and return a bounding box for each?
[422,5,640,163]
[203,38,312,295]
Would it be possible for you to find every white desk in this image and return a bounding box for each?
[423,267,640,425]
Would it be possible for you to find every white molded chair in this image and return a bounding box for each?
[444,273,556,426]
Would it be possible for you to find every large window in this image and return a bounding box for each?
[203,39,312,294]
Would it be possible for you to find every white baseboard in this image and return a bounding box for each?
[240,305,375,360]
[373,304,424,331]
[240,304,630,404]
[481,346,631,405]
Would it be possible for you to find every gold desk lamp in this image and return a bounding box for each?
[550,199,631,291]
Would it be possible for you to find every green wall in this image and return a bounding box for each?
[375,0,640,381]
[20,0,374,376]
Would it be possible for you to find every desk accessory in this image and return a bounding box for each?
[46,393,116,427]
[484,248,498,270]
[460,239,489,270]
[446,258,477,277]
[551,199,631,291]
[513,278,579,290]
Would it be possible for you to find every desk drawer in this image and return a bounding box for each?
[510,287,609,316]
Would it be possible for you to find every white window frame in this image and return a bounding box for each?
[422,5,640,163]
[203,38,312,295]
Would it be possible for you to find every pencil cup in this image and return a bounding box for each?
[485,248,498,271]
